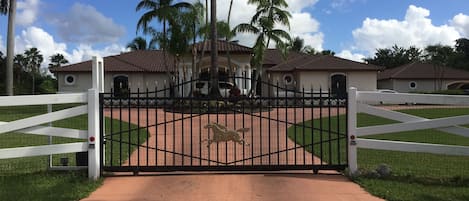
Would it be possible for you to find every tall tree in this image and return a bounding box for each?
[235,0,291,96]
[136,0,191,87]
[320,50,335,56]
[425,44,454,91]
[365,45,423,68]
[13,53,26,90]
[23,48,43,94]
[209,0,220,97]
[48,53,69,68]
[455,38,469,57]
[126,36,156,51]
[1,0,16,95]
[453,38,469,70]
[226,0,235,81]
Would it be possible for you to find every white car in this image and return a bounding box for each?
[195,81,235,97]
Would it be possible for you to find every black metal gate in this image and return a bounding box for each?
[100,77,348,173]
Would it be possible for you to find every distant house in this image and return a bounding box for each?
[377,62,469,93]
[267,52,381,97]
[50,40,382,97]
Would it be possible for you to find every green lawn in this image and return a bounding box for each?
[288,107,469,201]
[0,105,147,201]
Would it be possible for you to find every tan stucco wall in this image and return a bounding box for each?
[347,71,377,91]
[270,71,377,92]
[57,72,170,94]
[382,79,469,93]
[57,72,92,93]
[377,80,393,90]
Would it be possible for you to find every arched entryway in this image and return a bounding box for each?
[113,75,129,97]
[331,74,347,98]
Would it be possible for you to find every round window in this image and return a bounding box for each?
[64,74,76,85]
[283,74,294,85]
[409,81,417,89]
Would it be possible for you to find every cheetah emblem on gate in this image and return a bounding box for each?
[203,123,250,147]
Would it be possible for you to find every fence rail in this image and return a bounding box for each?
[0,94,88,161]
[348,88,469,173]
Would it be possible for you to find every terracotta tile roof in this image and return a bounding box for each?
[378,62,469,80]
[262,49,305,67]
[193,40,252,53]
[50,50,175,73]
[267,54,381,72]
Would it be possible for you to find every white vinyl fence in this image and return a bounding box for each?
[0,57,104,180]
[347,87,469,173]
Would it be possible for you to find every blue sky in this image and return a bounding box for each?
[1,0,469,67]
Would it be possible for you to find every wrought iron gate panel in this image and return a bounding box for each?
[100,77,348,173]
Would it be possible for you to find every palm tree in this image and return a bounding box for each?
[208,0,220,97]
[136,0,191,68]
[24,48,43,94]
[48,53,69,68]
[1,0,16,95]
[235,0,291,96]
[13,53,26,88]
[226,0,235,79]
[188,2,204,81]
[126,36,156,51]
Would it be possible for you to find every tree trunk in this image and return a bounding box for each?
[195,0,209,80]
[6,0,16,95]
[249,37,269,97]
[32,71,35,95]
[227,0,234,84]
[209,0,220,98]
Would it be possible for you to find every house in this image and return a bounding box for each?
[266,52,381,98]
[50,50,175,95]
[50,40,382,97]
[377,62,469,93]
[50,40,254,97]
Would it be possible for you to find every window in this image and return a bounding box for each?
[409,81,417,89]
[283,74,294,85]
[64,74,76,85]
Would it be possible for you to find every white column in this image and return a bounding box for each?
[347,87,358,175]
[246,66,252,92]
[88,56,103,180]
[87,88,100,180]
[235,67,242,90]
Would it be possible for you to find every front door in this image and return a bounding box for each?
[331,74,346,98]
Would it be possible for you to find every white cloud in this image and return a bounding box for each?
[14,26,126,73]
[68,44,126,64]
[350,5,461,54]
[451,13,469,38]
[16,0,40,26]
[51,3,125,44]
[288,12,323,50]
[286,0,318,13]
[337,50,365,62]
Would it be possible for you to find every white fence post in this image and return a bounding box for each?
[347,87,358,174]
[88,56,103,180]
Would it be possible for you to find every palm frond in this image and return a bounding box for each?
[233,23,259,34]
